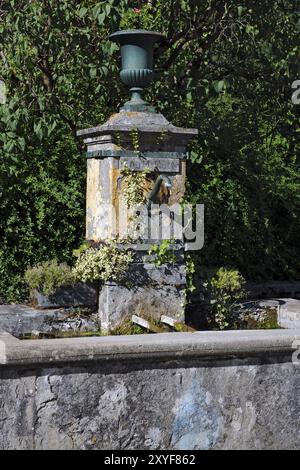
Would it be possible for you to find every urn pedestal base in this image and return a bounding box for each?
[98,260,186,333]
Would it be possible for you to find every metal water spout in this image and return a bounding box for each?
[147,175,172,208]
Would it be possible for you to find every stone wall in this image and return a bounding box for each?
[0,329,299,450]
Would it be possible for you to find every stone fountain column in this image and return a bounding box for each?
[77,30,198,332]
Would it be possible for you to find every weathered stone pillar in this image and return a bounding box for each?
[77,30,198,332]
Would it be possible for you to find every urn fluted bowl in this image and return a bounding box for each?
[109,29,165,112]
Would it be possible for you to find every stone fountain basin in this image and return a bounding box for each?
[0,298,300,339]
[0,308,299,450]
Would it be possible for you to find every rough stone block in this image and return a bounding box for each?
[98,283,186,332]
[278,299,300,329]
[125,262,186,287]
[0,305,99,337]
[31,283,98,309]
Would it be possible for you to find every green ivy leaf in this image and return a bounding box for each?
[213,80,225,93]
[78,7,88,18]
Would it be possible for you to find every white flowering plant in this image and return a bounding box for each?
[73,242,134,284]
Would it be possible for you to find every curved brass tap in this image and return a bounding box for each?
[147,175,172,207]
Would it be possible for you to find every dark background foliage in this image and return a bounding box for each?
[0,0,299,301]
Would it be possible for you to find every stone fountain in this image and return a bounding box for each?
[77,29,198,332]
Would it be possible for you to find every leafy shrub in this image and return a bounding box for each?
[73,243,134,283]
[208,268,246,330]
[25,260,75,296]
[148,240,177,267]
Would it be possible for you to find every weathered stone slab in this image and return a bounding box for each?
[119,157,180,173]
[0,328,299,365]
[0,305,98,337]
[125,262,186,287]
[31,283,99,309]
[77,111,198,150]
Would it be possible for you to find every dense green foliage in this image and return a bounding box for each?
[25,259,74,296]
[0,0,299,301]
